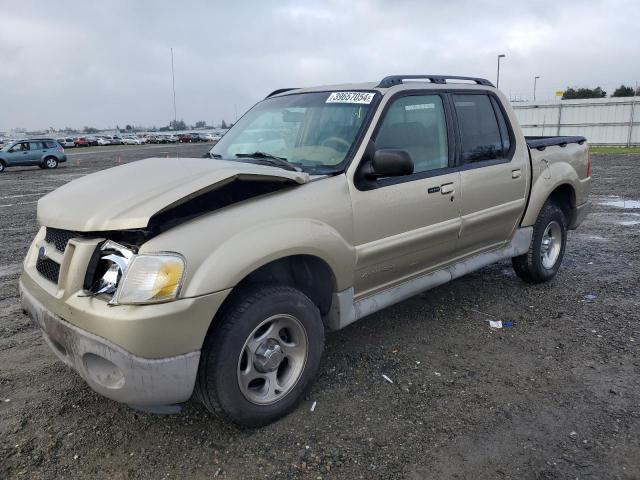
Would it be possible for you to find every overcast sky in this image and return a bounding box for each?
[1,0,639,131]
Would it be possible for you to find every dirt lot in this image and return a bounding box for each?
[1,147,638,479]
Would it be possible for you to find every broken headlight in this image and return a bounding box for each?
[89,241,134,296]
[89,241,185,305]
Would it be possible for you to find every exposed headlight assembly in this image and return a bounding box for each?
[90,241,133,296]
[89,241,185,305]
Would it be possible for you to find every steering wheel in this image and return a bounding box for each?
[321,136,351,151]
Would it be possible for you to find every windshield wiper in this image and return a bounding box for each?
[235,152,301,171]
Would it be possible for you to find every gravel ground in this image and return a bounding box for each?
[0,148,638,479]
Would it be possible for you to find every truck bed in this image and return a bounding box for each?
[525,136,586,150]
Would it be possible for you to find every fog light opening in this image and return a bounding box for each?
[82,353,125,389]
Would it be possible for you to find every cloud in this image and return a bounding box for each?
[0,0,638,130]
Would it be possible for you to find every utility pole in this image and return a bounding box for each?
[533,76,540,102]
[170,48,177,130]
[496,54,506,88]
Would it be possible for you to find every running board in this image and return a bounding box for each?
[325,227,533,330]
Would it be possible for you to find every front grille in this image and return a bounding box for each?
[45,228,78,252]
[36,257,60,284]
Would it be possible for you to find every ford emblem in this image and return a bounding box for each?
[38,246,48,261]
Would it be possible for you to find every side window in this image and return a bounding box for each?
[453,94,505,163]
[490,97,511,155]
[45,141,56,148]
[30,141,44,151]
[375,95,448,174]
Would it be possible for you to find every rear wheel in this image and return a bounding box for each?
[43,157,58,169]
[513,202,567,283]
[196,285,324,427]
[0,161,5,173]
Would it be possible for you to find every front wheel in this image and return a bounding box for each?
[196,285,324,427]
[43,157,58,169]
[0,161,5,173]
[512,202,567,283]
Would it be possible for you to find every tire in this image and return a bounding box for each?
[43,157,58,169]
[512,202,567,283]
[0,161,5,173]
[196,285,325,427]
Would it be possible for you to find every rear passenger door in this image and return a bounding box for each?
[27,141,45,164]
[453,93,527,256]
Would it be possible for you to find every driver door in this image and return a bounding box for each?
[349,93,461,298]
[7,142,30,166]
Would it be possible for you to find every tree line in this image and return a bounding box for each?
[562,84,640,100]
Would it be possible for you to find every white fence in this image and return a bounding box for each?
[511,96,640,146]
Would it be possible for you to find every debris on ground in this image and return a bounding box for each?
[382,374,393,384]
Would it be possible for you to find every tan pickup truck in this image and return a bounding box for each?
[20,75,591,426]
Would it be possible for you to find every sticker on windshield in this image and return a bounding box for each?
[326,92,375,104]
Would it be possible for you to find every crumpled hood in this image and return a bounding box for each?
[37,157,310,231]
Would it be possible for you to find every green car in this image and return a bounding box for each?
[0,138,67,173]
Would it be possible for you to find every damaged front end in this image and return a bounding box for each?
[31,157,310,303]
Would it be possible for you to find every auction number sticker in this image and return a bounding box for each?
[326,92,375,104]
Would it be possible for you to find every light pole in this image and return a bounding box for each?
[170,48,177,131]
[533,76,540,102]
[496,54,506,89]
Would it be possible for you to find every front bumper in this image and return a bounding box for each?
[20,280,200,407]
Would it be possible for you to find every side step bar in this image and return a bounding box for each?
[325,227,533,330]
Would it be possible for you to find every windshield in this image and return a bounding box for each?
[208,91,377,173]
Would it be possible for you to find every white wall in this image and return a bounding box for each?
[511,96,640,145]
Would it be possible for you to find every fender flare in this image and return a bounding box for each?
[182,218,356,297]
[521,161,578,227]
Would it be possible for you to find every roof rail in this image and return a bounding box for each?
[376,75,494,88]
[265,88,299,98]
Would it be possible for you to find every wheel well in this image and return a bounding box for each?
[548,184,576,224]
[233,255,336,316]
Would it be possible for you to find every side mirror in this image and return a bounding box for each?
[370,149,414,177]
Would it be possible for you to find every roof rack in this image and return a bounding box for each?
[265,88,299,98]
[376,75,494,88]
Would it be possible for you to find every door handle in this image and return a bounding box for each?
[441,183,454,195]
[512,169,521,179]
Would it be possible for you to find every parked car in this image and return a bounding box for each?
[86,137,99,147]
[166,135,178,143]
[178,133,193,143]
[190,133,208,143]
[20,75,591,426]
[96,137,111,146]
[56,137,75,148]
[122,136,143,145]
[74,137,89,147]
[0,138,67,172]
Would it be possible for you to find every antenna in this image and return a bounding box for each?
[170,48,177,130]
